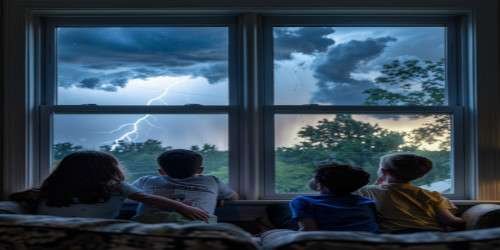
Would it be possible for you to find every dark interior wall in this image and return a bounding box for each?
[1,0,4,197]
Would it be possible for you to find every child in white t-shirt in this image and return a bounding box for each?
[133,149,238,218]
[10,151,208,221]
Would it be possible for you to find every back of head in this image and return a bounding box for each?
[157,149,202,179]
[380,153,433,182]
[314,163,370,195]
[41,150,124,206]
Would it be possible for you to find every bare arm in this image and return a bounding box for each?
[128,192,209,222]
[436,207,465,230]
[297,218,319,231]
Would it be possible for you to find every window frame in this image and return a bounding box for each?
[34,14,468,200]
[39,16,242,191]
[260,15,466,199]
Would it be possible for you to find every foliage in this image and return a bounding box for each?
[364,59,445,106]
[363,59,450,150]
[274,58,451,193]
[275,114,450,193]
[53,140,228,183]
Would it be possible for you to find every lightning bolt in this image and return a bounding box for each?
[108,81,182,151]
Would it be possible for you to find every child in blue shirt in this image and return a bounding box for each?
[290,163,378,232]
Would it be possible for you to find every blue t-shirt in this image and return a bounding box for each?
[289,194,379,232]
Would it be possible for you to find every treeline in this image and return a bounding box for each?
[53,114,450,193]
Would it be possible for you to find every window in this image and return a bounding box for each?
[262,17,464,198]
[42,18,238,186]
[39,15,466,199]
[53,114,229,182]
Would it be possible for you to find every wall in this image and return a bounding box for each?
[1,0,499,199]
[0,0,4,197]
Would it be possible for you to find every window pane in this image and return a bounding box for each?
[274,27,447,106]
[274,114,452,194]
[53,114,229,183]
[57,27,229,105]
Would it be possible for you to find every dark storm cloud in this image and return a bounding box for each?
[274,27,335,60]
[110,78,128,87]
[58,27,229,91]
[195,63,228,84]
[311,37,396,104]
[60,27,336,91]
[77,77,100,89]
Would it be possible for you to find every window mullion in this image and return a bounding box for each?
[46,105,231,114]
[271,105,457,114]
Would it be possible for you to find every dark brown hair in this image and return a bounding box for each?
[314,163,370,195]
[40,151,125,207]
[157,149,202,179]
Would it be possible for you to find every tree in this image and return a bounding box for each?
[52,141,229,184]
[191,144,229,183]
[364,59,445,106]
[275,59,452,193]
[53,142,82,161]
[363,59,450,150]
[275,114,407,193]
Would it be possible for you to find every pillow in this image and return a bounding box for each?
[462,204,500,229]
[0,201,26,214]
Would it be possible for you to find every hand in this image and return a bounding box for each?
[375,176,386,185]
[177,204,209,222]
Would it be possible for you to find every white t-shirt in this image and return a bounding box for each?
[37,182,141,219]
[132,175,236,215]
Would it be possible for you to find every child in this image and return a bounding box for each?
[289,163,378,232]
[132,149,238,218]
[11,151,208,221]
[358,153,465,233]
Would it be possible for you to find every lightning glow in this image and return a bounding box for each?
[108,81,183,151]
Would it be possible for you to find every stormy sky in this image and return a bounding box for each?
[55,26,446,151]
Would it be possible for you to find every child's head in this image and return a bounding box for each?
[313,163,370,195]
[378,153,433,183]
[157,149,203,179]
[41,151,125,206]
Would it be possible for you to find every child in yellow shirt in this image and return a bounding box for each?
[358,153,464,233]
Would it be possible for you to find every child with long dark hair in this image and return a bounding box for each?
[11,151,208,221]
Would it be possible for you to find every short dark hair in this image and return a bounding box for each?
[314,163,370,195]
[157,149,203,179]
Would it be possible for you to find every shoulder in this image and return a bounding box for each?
[194,175,222,184]
[290,195,313,206]
[351,194,376,204]
[132,175,165,188]
[133,175,153,182]
[358,185,382,194]
[135,175,163,184]
[417,187,449,202]
[114,182,142,196]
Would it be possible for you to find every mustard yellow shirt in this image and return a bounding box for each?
[358,183,456,232]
